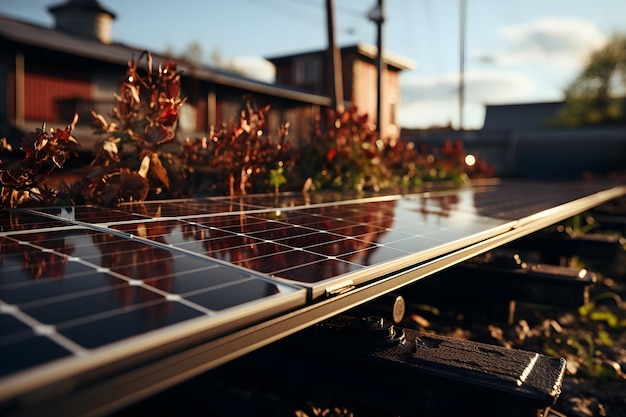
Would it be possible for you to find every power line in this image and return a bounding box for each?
[239,0,323,26]
[335,2,369,18]
[282,0,368,19]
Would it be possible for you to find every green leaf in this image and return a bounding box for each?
[596,330,614,346]
[590,310,618,328]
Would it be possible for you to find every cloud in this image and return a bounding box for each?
[399,100,486,130]
[399,16,608,129]
[476,17,607,67]
[465,70,538,102]
[402,70,536,103]
[399,69,538,128]
[230,56,276,83]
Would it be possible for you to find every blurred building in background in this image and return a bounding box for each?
[3,0,622,179]
[0,0,413,153]
[268,43,415,140]
[403,101,626,179]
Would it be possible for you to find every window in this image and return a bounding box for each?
[294,57,321,86]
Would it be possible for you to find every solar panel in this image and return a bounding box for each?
[0,218,304,404]
[1,178,625,416]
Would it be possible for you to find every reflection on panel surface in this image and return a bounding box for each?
[1,179,624,403]
[107,194,512,285]
[0,223,299,381]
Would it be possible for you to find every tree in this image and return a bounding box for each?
[182,41,204,66]
[208,46,248,77]
[164,42,248,76]
[555,35,626,127]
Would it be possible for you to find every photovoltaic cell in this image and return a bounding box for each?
[1,178,625,413]
[0,209,69,232]
[0,219,302,386]
[1,333,73,378]
[89,180,626,291]
[33,205,150,223]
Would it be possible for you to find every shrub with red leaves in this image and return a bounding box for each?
[302,105,393,192]
[84,51,188,205]
[0,52,495,208]
[183,97,293,196]
[301,106,495,192]
[0,115,80,208]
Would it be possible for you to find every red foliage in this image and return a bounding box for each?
[0,52,495,208]
[81,51,188,205]
[183,97,292,195]
[0,116,80,207]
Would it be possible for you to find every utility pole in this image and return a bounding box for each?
[326,0,344,113]
[459,0,466,131]
[369,0,384,135]
[15,53,25,129]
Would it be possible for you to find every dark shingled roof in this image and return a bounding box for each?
[48,0,117,18]
[482,101,564,131]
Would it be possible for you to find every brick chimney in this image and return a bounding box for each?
[48,0,116,44]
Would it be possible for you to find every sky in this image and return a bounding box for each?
[1,0,625,130]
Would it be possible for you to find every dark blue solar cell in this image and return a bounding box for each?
[359,229,414,245]
[201,234,266,256]
[278,214,335,227]
[0,314,30,337]
[0,272,122,305]
[0,210,68,231]
[272,231,343,249]
[22,284,164,325]
[293,218,360,233]
[10,229,123,259]
[214,217,273,234]
[170,256,225,273]
[231,250,325,273]
[383,236,440,252]
[144,266,250,295]
[185,278,279,310]
[112,219,182,240]
[207,241,291,261]
[0,336,72,377]
[0,248,90,284]
[189,215,250,229]
[338,244,409,267]
[58,300,204,348]
[156,223,208,246]
[321,222,388,238]
[273,258,363,282]
[118,200,237,217]
[43,205,149,223]
[244,225,314,242]
[208,242,293,266]
[304,238,377,257]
